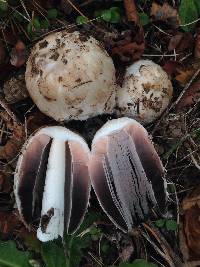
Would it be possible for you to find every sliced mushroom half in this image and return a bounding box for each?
[89,117,168,232]
[14,126,91,242]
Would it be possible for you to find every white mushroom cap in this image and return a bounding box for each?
[25,31,116,121]
[117,60,173,124]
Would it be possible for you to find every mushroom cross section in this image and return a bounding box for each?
[14,126,91,242]
[89,117,168,232]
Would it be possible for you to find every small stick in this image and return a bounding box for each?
[0,98,19,123]
[142,223,183,267]
[124,0,139,23]
[66,0,88,19]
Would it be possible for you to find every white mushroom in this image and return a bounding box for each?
[117,60,173,124]
[14,126,91,242]
[89,117,167,232]
[25,31,116,122]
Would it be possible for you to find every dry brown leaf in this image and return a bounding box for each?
[111,28,145,63]
[0,115,25,160]
[151,2,180,28]
[124,0,139,23]
[176,80,200,110]
[168,33,183,51]
[0,211,22,236]
[195,31,200,59]
[112,41,145,63]
[168,32,193,54]
[163,60,180,76]
[10,40,26,68]
[181,186,200,261]
[175,68,196,86]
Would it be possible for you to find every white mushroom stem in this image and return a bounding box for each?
[37,139,66,242]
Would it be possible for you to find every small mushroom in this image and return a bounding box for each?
[25,31,116,122]
[14,126,90,242]
[89,117,168,232]
[117,60,173,124]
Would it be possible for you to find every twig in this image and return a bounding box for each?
[88,252,104,267]
[180,18,200,27]
[66,0,87,18]
[124,0,139,23]
[0,98,19,123]
[9,5,30,22]
[190,153,200,170]
[142,223,183,267]
[33,16,102,42]
[143,53,179,57]
[153,24,172,37]
[140,229,175,267]
[19,0,31,21]
[0,122,5,143]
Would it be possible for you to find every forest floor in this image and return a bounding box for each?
[1,0,200,266]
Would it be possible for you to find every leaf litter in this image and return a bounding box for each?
[1,0,200,266]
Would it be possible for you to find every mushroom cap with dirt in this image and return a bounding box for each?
[25,31,116,122]
[116,60,173,124]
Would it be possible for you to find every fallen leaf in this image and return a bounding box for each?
[168,32,193,55]
[0,211,22,236]
[176,80,200,110]
[181,186,200,260]
[0,114,25,160]
[124,0,139,24]
[194,29,200,59]
[111,29,145,63]
[151,2,180,28]
[175,69,195,86]
[112,41,145,63]
[10,40,26,68]
[163,61,180,76]
[168,33,183,51]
